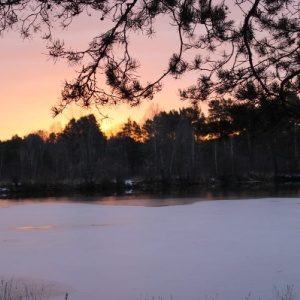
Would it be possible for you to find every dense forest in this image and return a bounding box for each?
[1,98,300,191]
[2,0,300,195]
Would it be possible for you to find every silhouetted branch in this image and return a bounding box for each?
[1,0,300,115]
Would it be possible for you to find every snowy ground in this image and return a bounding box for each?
[0,197,300,300]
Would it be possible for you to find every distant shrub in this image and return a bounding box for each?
[0,278,297,300]
[0,277,64,300]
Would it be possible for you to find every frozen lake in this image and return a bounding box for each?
[0,197,300,300]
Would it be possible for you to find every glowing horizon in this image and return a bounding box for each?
[0,13,205,141]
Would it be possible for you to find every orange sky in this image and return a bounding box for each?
[0,11,206,141]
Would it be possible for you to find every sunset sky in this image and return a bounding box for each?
[0,11,200,141]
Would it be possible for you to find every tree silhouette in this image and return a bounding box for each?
[58,114,106,183]
[1,0,299,115]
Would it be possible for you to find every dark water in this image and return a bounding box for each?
[2,182,300,206]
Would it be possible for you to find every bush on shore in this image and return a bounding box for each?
[0,278,297,300]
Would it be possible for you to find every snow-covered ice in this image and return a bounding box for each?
[0,197,300,300]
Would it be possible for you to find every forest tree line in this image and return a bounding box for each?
[1,97,300,187]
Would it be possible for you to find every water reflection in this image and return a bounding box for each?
[10,225,56,230]
[1,182,300,207]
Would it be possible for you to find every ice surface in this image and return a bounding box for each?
[0,197,300,300]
